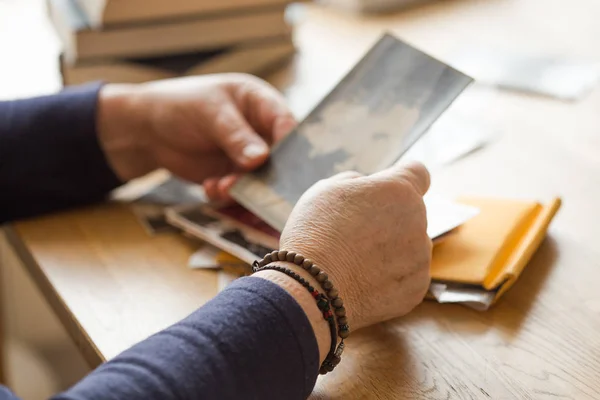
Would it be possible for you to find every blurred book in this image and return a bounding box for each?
[75,0,296,27]
[60,38,295,85]
[48,0,291,63]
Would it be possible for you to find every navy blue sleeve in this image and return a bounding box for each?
[0,386,20,400]
[52,277,320,400]
[0,83,123,224]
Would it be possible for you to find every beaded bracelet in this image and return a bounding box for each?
[252,250,350,374]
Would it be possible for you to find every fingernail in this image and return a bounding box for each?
[243,143,268,160]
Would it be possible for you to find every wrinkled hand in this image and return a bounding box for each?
[280,161,432,330]
[97,74,296,200]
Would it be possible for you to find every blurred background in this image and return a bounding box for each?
[1,0,599,399]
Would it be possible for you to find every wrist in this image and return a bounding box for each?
[280,239,359,328]
[253,262,331,364]
[97,83,155,182]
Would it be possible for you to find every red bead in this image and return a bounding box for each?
[311,290,319,298]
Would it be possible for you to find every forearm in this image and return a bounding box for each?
[0,83,123,224]
[52,276,327,400]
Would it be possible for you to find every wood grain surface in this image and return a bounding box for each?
[5,0,600,398]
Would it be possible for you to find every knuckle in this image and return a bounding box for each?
[213,111,245,141]
[213,107,234,129]
[332,170,362,181]
[312,177,334,191]
[378,177,416,198]
[309,182,363,216]
[375,178,426,215]
[324,182,352,202]
[397,177,424,200]
[237,74,271,94]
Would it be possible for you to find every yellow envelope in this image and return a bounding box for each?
[430,196,562,304]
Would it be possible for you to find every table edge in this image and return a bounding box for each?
[3,225,105,368]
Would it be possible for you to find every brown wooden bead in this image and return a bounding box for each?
[263,254,272,264]
[327,288,339,298]
[270,250,280,261]
[323,281,334,290]
[337,316,348,325]
[332,298,343,308]
[278,250,288,261]
[335,307,346,317]
[309,265,321,275]
[302,259,313,269]
[325,363,335,372]
[339,330,350,339]
[294,254,304,265]
[316,271,328,283]
[258,259,269,267]
[286,252,297,262]
[319,367,327,375]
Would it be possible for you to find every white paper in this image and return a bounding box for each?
[188,245,224,269]
[450,49,600,100]
[429,282,496,311]
[405,117,495,169]
[403,84,498,169]
[425,197,479,240]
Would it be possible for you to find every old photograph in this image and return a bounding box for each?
[230,33,473,231]
[165,205,277,265]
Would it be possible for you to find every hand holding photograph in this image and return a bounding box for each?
[230,33,473,231]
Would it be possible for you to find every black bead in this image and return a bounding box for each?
[308,286,314,292]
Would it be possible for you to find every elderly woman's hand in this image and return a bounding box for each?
[279,161,432,331]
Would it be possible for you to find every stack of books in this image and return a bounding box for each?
[48,0,297,86]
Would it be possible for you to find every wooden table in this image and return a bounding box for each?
[6,0,600,398]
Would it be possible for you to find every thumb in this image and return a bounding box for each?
[372,160,431,196]
[210,102,270,170]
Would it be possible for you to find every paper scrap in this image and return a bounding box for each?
[450,49,600,101]
[429,282,496,311]
[425,196,479,240]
